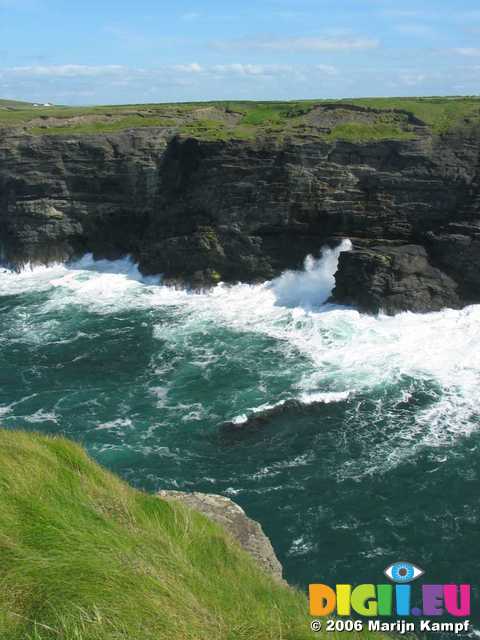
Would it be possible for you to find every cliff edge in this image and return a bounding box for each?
[158,490,285,584]
[1,100,479,313]
[0,429,317,640]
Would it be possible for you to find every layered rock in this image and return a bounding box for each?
[1,122,479,313]
[333,243,461,314]
[0,128,170,265]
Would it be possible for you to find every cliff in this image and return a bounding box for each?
[1,104,479,313]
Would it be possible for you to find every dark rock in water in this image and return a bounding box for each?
[219,395,350,442]
[1,124,479,313]
[333,244,461,314]
[157,490,285,584]
[221,399,309,438]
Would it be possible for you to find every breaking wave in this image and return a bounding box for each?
[270,239,352,308]
[1,241,479,474]
[227,391,351,428]
[1,239,479,620]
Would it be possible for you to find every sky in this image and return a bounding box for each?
[1,0,480,105]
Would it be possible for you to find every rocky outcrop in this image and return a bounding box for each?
[333,243,462,314]
[1,121,479,313]
[157,490,285,583]
[425,221,480,302]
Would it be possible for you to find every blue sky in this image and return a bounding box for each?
[1,0,480,104]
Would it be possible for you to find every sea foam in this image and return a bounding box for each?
[1,240,479,477]
[270,239,352,308]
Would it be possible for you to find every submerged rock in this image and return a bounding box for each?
[157,490,285,584]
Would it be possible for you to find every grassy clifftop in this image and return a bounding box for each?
[0,429,313,639]
[1,96,479,141]
[0,429,388,640]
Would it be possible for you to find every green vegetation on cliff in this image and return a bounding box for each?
[1,96,479,142]
[0,430,303,639]
[0,430,387,640]
[0,98,36,109]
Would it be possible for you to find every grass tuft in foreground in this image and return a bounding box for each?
[0,429,388,640]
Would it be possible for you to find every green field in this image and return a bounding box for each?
[1,96,480,141]
[0,429,390,640]
[0,98,36,108]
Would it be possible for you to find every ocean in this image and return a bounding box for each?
[1,241,478,627]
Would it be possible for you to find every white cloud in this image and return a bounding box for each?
[399,72,427,87]
[0,61,347,104]
[395,24,435,37]
[316,64,338,76]
[173,63,203,73]
[210,36,379,53]
[8,64,127,77]
[4,61,477,106]
[1,63,300,84]
[212,63,293,77]
[452,48,480,57]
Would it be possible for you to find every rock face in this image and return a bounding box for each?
[1,122,479,313]
[333,244,462,314]
[0,129,170,265]
[157,490,284,583]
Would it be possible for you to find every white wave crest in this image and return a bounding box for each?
[70,254,162,285]
[1,243,480,476]
[228,391,351,426]
[270,239,352,308]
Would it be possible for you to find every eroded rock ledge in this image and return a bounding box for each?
[1,124,479,314]
[158,490,285,584]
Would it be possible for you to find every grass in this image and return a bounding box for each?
[1,96,479,141]
[180,119,258,142]
[28,115,174,136]
[240,104,299,125]
[348,96,480,133]
[326,123,415,142]
[0,429,389,640]
[0,98,35,108]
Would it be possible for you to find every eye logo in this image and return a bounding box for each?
[310,561,471,618]
[384,561,424,583]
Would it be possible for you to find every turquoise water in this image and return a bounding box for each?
[1,245,479,627]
